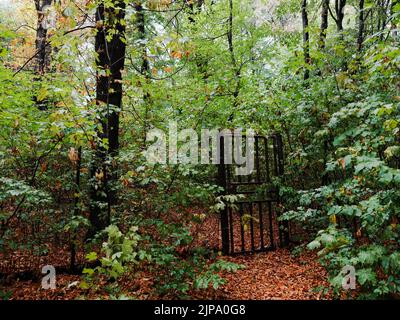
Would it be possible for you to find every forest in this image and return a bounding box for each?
[0,0,399,301]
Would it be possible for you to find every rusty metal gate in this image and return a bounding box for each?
[217,133,289,255]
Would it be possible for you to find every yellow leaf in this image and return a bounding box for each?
[37,87,48,102]
[95,170,104,181]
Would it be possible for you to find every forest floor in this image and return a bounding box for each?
[1,248,328,300]
[0,212,329,300]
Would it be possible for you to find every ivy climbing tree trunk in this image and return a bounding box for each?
[89,0,127,237]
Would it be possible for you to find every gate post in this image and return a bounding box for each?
[218,135,230,255]
[275,134,290,247]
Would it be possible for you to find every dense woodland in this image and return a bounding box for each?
[0,0,399,300]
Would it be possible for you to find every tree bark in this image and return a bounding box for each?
[34,0,53,76]
[302,0,311,81]
[335,0,346,32]
[33,0,53,110]
[227,0,241,121]
[357,0,365,52]
[319,0,329,48]
[88,0,126,237]
[134,2,151,148]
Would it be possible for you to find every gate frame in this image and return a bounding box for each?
[217,133,289,255]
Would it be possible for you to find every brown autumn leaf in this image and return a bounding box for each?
[68,147,79,164]
[338,158,346,171]
[40,161,48,173]
[122,178,130,187]
[171,50,183,59]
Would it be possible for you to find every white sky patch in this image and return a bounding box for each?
[0,0,13,10]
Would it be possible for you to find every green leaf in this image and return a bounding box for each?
[357,268,377,285]
[85,252,98,262]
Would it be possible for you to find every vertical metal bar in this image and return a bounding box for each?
[276,133,285,176]
[275,133,289,247]
[265,137,271,182]
[239,202,245,253]
[229,208,234,254]
[258,201,265,249]
[268,201,275,249]
[255,136,261,183]
[245,134,252,183]
[272,135,279,176]
[218,135,230,255]
[249,203,255,252]
[227,131,233,186]
[237,135,243,184]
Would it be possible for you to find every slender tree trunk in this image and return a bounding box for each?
[302,0,311,81]
[134,2,151,148]
[227,0,236,67]
[34,0,53,76]
[377,0,391,40]
[88,0,126,237]
[33,0,53,110]
[319,0,329,48]
[357,0,365,52]
[227,0,241,121]
[335,0,346,32]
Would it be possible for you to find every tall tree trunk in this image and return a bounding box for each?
[377,0,392,40]
[34,0,53,110]
[34,0,53,76]
[227,0,241,121]
[302,0,311,81]
[134,2,151,148]
[319,0,329,48]
[88,0,126,237]
[357,0,365,52]
[335,0,346,32]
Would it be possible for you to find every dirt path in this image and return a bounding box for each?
[213,249,329,300]
[1,210,328,300]
[1,249,328,300]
